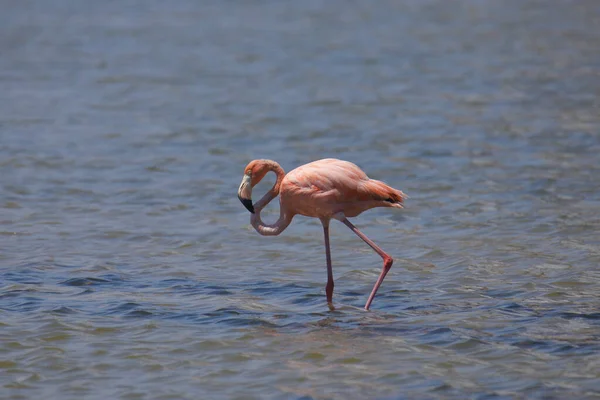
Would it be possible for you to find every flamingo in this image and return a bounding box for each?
[237,158,406,310]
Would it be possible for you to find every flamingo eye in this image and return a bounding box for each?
[246,170,252,175]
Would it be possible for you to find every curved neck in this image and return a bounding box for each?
[251,201,293,236]
[250,161,292,236]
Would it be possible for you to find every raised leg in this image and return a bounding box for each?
[321,218,334,304]
[335,214,393,310]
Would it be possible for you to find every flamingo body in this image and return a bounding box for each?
[237,158,406,310]
[281,158,404,219]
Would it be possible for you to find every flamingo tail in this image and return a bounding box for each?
[364,179,407,207]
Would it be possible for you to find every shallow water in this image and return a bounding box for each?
[2,0,600,399]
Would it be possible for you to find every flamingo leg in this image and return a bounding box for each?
[321,218,334,304]
[338,216,393,311]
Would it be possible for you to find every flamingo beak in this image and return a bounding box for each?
[237,174,255,214]
[239,196,255,214]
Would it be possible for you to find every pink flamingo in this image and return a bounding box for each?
[237,158,406,310]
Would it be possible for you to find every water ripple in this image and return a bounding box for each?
[2,0,600,398]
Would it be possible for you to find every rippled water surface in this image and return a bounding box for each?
[2,1,600,399]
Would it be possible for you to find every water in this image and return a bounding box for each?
[1,0,600,398]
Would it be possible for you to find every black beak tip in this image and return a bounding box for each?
[239,197,255,214]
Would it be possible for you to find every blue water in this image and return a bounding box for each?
[1,1,600,399]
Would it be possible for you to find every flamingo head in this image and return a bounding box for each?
[237,160,265,213]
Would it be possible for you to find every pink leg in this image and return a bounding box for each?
[339,216,393,311]
[321,218,334,304]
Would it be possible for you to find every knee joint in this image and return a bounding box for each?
[384,257,393,269]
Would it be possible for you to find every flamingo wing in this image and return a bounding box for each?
[284,159,404,206]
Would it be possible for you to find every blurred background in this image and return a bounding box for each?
[1,0,599,399]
